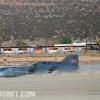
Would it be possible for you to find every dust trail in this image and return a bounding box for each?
[60,61,100,76]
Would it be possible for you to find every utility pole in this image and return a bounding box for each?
[0,25,2,54]
[45,21,48,53]
[86,22,88,53]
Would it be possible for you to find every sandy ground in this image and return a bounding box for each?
[0,56,100,100]
[0,56,100,62]
[0,74,100,100]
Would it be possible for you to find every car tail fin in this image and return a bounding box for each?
[61,54,79,66]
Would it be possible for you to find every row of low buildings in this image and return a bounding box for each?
[0,42,100,54]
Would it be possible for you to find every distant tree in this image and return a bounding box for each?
[96,41,100,45]
[59,36,72,44]
[11,40,27,47]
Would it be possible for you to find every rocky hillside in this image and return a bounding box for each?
[0,0,100,46]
